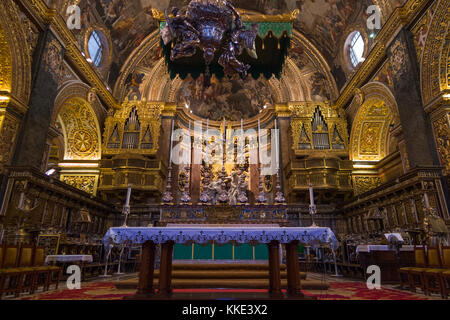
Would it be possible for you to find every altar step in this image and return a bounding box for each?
[153,270,306,279]
[115,278,328,291]
[114,263,329,291]
[171,263,288,271]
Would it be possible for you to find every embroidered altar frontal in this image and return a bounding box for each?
[103,226,338,250]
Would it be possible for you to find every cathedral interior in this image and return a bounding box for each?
[0,0,449,302]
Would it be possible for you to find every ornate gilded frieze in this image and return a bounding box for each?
[353,176,382,196]
[0,112,20,171]
[421,0,449,106]
[285,158,353,199]
[17,9,39,56]
[102,99,162,156]
[61,174,98,195]
[411,1,437,62]
[0,20,12,94]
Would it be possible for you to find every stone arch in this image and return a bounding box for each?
[349,82,401,161]
[53,81,107,130]
[112,30,161,101]
[291,30,339,101]
[421,0,449,106]
[56,96,102,161]
[0,21,12,96]
[0,0,32,105]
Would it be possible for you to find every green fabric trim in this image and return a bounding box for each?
[244,22,291,38]
[160,21,292,38]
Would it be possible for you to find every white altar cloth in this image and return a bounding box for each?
[45,255,93,263]
[103,226,338,249]
[356,245,416,253]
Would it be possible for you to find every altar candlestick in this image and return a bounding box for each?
[223,118,226,141]
[258,119,261,164]
[162,119,175,204]
[241,119,244,162]
[274,119,279,170]
[188,120,191,165]
[223,118,226,164]
[424,192,431,209]
[205,119,209,163]
[309,184,314,206]
[18,192,25,210]
[256,118,267,204]
[169,119,174,165]
[125,186,132,207]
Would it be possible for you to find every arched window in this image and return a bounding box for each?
[348,31,365,67]
[88,30,103,67]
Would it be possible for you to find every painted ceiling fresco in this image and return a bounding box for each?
[176,74,275,121]
[53,0,406,92]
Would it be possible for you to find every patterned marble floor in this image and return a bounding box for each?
[8,272,444,300]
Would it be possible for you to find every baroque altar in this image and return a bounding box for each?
[104,225,337,298]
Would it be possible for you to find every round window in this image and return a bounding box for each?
[348,31,365,67]
[88,30,104,67]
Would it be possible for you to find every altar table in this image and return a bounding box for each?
[356,245,415,283]
[356,245,415,253]
[45,255,93,264]
[104,226,337,298]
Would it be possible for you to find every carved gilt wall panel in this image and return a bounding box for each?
[58,97,101,160]
[61,175,98,195]
[433,112,450,175]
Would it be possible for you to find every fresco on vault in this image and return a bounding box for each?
[176,74,275,121]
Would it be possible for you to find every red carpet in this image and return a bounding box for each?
[18,281,431,300]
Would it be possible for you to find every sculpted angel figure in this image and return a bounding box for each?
[228,171,240,205]
[218,2,258,77]
[162,7,200,60]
